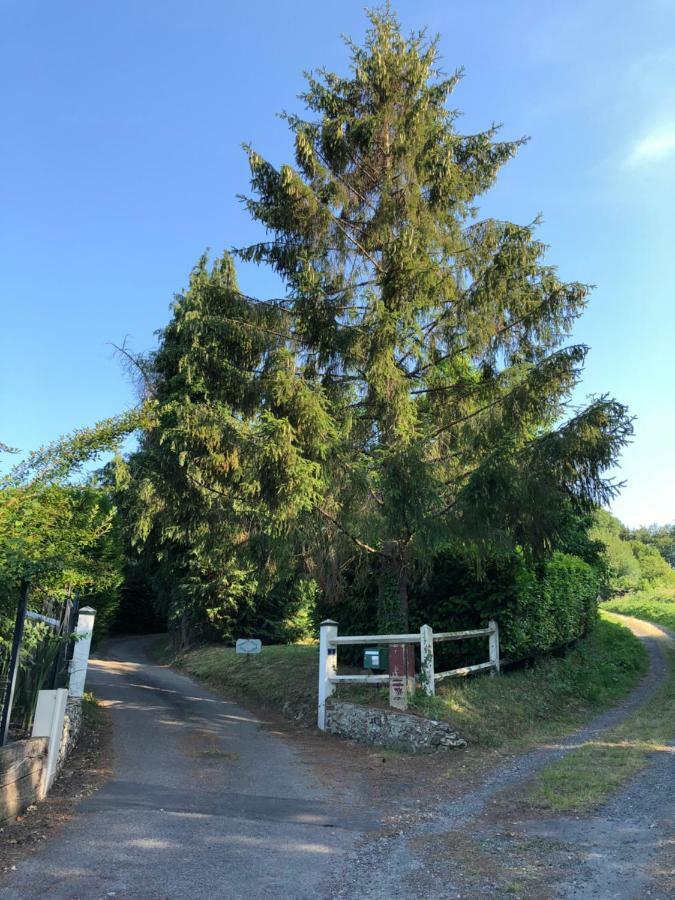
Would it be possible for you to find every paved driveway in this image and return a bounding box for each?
[0,636,376,899]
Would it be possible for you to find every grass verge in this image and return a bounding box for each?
[154,614,647,751]
[408,614,647,749]
[152,638,320,720]
[602,593,675,632]
[529,612,674,812]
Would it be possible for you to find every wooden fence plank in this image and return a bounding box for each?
[434,661,493,681]
[433,628,492,641]
[332,633,422,645]
[328,674,390,684]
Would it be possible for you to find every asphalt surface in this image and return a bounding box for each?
[0,635,377,900]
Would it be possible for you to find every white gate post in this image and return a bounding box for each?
[419,624,435,696]
[317,619,338,731]
[68,606,96,699]
[32,687,68,796]
[488,619,500,675]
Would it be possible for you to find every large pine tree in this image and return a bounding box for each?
[236,8,631,628]
[126,7,631,639]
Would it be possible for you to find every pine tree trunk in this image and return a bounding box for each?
[397,560,409,632]
[377,542,409,633]
[174,610,192,651]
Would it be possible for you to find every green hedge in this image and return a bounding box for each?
[411,551,599,664]
[320,549,600,666]
[499,553,599,659]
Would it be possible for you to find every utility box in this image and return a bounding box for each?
[364,647,388,670]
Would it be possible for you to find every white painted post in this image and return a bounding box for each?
[419,624,435,696]
[488,619,500,675]
[32,688,68,795]
[68,606,96,699]
[317,619,338,731]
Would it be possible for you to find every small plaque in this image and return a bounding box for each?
[389,675,408,710]
[236,638,262,654]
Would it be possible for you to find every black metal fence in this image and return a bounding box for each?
[0,584,79,743]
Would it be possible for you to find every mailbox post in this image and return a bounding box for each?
[388,643,415,711]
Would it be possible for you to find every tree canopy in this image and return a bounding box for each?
[122,8,632,640]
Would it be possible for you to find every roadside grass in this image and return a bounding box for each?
[154,614,647,752]
[82,690,107,729]
[602,590,675,632]
[153,638,320,718]
[408,614,647,749]
[529,612,674,812]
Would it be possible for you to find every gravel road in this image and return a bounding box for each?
[0,635,377,900]
[331,615,675,898]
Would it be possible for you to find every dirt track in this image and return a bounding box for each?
[331,615,674,898]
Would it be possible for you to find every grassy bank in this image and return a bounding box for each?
[153,639,320,719]
[603,590,675,632]
[530,610,674,812]
[409,614,647,749]
[155,614,647,751]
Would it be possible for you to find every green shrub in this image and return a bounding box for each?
[321,548,600,666]
[630,542,675,587]
[499,553,599,659]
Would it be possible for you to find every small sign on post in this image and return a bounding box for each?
[388,643,415,711]
[235,638,262,655]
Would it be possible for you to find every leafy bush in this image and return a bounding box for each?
[0,618,70,732]
[590,509,675,596]
[320,548,600,665]
[499,553,599,659]
[630,541,675,586]
[430,551,599,662]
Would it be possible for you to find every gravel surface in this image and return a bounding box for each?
[520,617,675,899]
[331,616,675,899]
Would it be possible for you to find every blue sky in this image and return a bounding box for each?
[1,0,674,526]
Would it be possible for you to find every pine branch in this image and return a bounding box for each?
[315,507,382,555]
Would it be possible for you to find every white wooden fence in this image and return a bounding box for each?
[317,619,499,730]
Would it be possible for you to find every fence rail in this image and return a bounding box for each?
[332,633,421,645]
[317,619,499,730]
